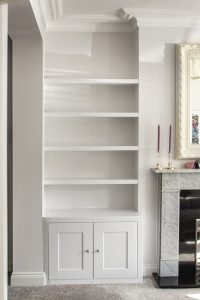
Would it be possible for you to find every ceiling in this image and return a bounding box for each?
[32,0,200,34]
[42,0,200,16]
[7,0,200,37]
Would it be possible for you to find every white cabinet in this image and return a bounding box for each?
[48,221,138,281]
[94,222,138,279]
[49,223,93,280]
[43,30,142,284]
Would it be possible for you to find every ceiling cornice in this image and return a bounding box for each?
[122,8,200,28]
[29,0,46,38]
[32,1,200,34]
[46,12,135,32]
[34,0,136,33]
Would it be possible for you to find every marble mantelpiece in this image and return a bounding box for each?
[152,169,200,277]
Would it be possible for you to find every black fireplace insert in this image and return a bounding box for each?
[153,189,200,288]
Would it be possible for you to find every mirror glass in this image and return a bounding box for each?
[190,57,200,145]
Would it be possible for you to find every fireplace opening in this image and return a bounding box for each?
[179,190,200,279]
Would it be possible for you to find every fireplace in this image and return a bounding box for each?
[152,169,200,288]
[179,190,200,280]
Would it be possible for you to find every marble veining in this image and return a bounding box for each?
[154,170,200,277]
[160,260,179,277]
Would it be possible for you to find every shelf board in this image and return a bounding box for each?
[44,146,138,152]
[45,78,139,86]
[43,178,138,185]
[44,112,139,118]
[43,208,141,222]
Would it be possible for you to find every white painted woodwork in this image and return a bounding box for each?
[94,222,138,279]
[48,221,138,281]
[44,152,138,180]
[45,32,138,79]
[44,146,139,151]
[11,272,46,287]
[44,185,138,212]
[44,179,138,185]
[43,26,141,282]
[45,79,139,86]
[45,118,138,147]
[33,0,200,34]
[0,4,8,299]
[44,85,138,114]
[44,209,140,222]
[44,112,139,118]
[49,223,93,280]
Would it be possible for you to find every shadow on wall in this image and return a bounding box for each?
[45,31,138,79]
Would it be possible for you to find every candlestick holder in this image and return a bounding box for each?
[167,152,175,170]
[156,152,162,170]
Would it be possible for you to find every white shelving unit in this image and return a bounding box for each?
[45,78,139,86]
[44,146,139,151]
[43,30,142,283]
[44,112,139,118]
[44,179,138,185]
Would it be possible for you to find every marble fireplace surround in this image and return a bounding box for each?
[153,169,200,277]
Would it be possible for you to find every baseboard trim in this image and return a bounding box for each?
[10,267,156,286]
[143,264,157,277]
[11,272,46,286]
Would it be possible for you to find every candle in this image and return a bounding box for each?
[169,125,172,154]
[157,125,160,153]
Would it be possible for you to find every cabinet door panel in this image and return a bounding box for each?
[49,223,93,280]
[94,222,138,279]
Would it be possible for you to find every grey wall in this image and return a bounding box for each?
[139,26,200,275]
[12,36,43,274]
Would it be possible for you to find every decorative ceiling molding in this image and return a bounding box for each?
[29,0,46,38]
[33,0,136,33]
[32,1,200,34]
[122,8,200,28]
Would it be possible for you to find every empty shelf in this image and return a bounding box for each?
[44,146,139,152]
[45,78,139,86]
[44,112,139,118]
[44,178,138,185]
[43,208,141,222]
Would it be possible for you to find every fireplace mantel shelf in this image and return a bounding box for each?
[152,168,200,174]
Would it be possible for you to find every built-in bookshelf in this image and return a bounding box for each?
[43,28,142,284]
[43,30,139,217]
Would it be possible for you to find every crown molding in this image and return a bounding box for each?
[27,2,200,34]
[29,0,46,38]
[46,15,135,32]
[122,8,200,28]
[33,0,136,33]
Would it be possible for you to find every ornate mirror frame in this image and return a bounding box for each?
[176,44,200,159]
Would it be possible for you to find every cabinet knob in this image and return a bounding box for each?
[85,249,90,253]
[96,249,100,253]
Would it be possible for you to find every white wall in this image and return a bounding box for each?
[12,37,44,285]
[139,26,200,275]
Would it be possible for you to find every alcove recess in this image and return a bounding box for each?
[43,30,139,218]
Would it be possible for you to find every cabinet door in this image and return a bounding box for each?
[49,223,93,280]
[94,222,138,279]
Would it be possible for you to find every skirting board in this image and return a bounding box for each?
[11,272,46,286]
[11,266,156,286]
[143,264,157,277]
[47,277,143,285]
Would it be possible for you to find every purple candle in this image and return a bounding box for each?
[157,125,160,153]
[169,125,172,154]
